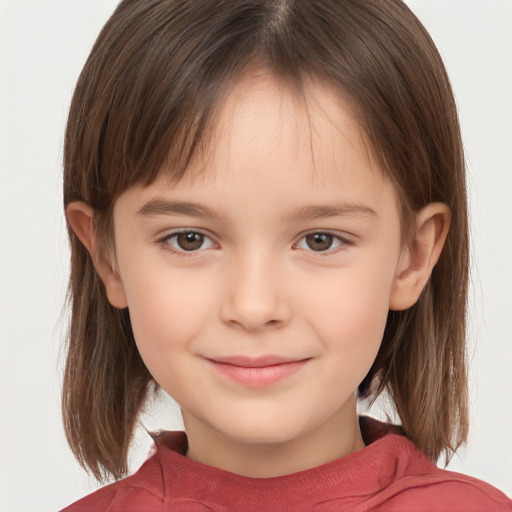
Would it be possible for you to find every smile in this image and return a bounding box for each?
[205,356,311,388]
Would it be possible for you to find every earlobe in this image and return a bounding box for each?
[389,203,450,311]
[66,202,128,309]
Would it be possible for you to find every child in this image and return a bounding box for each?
[61,0,512,510]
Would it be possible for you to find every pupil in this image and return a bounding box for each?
[306,233,333,251]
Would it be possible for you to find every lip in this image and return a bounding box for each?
[205,355,310,387]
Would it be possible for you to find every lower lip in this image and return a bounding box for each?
[207,360,308,387]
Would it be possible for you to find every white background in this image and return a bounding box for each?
[1,1,511,510]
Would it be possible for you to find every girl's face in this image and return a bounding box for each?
[111,71,405,472]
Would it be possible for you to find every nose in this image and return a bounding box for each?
[220,249,291,332]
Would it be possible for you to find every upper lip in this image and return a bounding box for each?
[206,355,310,368]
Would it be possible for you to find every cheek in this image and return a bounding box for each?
[121,266,212,363]
[123,276,211,401]
[303,272,392,397]
[302,263,396,355]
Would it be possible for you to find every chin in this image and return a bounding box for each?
[211,414,311,446]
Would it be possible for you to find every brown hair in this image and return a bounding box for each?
[63,0,469,481]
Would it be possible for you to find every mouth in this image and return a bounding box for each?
[204,355,311,387]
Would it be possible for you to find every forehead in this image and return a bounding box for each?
[182,70,378,185]
[123,70,396,215]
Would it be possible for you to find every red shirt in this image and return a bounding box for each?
[62,418,512,511]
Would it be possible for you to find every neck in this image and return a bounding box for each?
[183,402,365,478]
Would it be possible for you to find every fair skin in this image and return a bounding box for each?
[67,71,450,478]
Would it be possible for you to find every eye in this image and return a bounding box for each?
[295,232,348,253]
[160,230,216,255]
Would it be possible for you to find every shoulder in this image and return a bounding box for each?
[60,455,166,512]
[378,469,512,511]
[368,436,512,511]
[356,419,512,511]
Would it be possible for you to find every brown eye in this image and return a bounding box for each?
[295,232,348,254]
[305,233,334,251]
[162,231,215,254]
[175,232,205,251]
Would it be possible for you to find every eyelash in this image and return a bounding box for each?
[157,230,352,258]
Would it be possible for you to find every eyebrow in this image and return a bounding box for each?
[137,199,222,218]
[285,203,377,221]
[137,198,377,220]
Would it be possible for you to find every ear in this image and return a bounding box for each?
[389,203,450,311]
[66,201,128,309]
